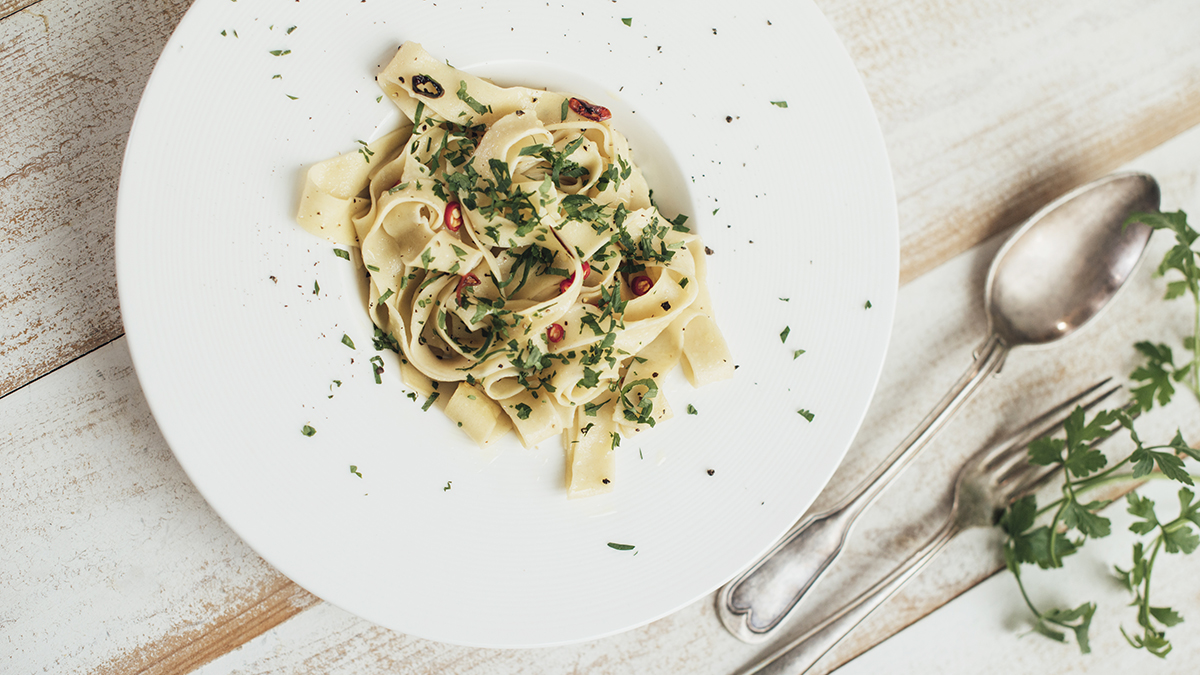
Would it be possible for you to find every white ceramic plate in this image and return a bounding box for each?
[116,0,897,647]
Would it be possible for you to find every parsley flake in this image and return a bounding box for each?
[334,248,351,261]
[621,17,632,26]
[780,326,791,343]
[313,280,320,295]
[301,424,316,437]
[797,409,814,422]
[607,542,635,551]
[770,100,788,108]
[686,404,698,415]
[793,349,806,360]
[350,465,362,478]
[341,334,355,350]
[421,392,440,411]
[269,49,291,57]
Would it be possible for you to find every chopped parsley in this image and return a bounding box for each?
[421,392,440,411]
[514,402,533,420]
[269,49,291,57]
[356,140,375,163]
[865,300,873,309]
[607,542,635,551]
[350,465,362,478]
[797,409,815,422]
[286,25,297,34]
[334,248,351,261]
[621,18,632,27]
[793,349,806,360]
[313,280,319,295]
[341,334,355,350]
[770,100,788,108]
[456,81,492,115]
[443,481,452,491]
[780,326,791,343]
[301,425,316,437]
[686,404,698,415]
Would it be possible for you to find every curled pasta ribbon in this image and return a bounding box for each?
[297,42,733,497]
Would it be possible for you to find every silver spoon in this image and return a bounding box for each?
[718,172,1159,643]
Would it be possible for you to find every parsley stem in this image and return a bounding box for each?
[1191,290,1200,400]
[1142,537,1164,635]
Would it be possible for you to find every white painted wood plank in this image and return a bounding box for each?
[817,0,1200,282]
[0,338,318,675]
[188,122,1200,674]
[0,0,192,397]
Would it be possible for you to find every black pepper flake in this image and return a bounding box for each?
[707,469,715,476]
[705,246,714,255]
[661,301,671,311]
[725,115,733,123]
[602,478,610,484]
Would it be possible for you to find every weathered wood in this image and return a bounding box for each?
[1,1,44,21]
[817,0,1200,283]
[0,338,316,675]
[0,0,192,398]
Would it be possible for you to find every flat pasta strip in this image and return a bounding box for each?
[297,42,733,497]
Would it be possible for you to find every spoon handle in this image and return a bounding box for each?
[717,334,1008,643]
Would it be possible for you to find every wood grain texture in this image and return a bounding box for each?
[1,1,43,21]
[0,0,192,398]
[0,338,317,675]
[818,0,1200,283]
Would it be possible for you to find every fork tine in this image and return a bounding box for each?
[1000,463,1063,503]
[987,381,1122,481]
[978,378,1119,471]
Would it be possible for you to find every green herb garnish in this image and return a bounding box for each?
[421,392,440,411]
[770,100,788,108]
[621,17,632,26]
[334,248,351,261]
[797,409,814,422]
[780,326,790,343]
[607,542,635,550]
[301,425,316,437]
[341,334,355,350]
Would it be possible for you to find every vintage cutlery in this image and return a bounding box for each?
[741,379,1121,674]
[719,173,1158,642]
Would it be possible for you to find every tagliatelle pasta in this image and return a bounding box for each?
[297,42,733,497]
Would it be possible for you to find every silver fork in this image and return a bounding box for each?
[739,378,1121,675]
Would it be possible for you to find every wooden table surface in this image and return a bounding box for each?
[5,1,1200,673]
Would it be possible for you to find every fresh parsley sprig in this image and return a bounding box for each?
[999,209,1200,657]
[1126,210,1200,408]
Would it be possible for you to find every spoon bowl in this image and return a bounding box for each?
[987,172,1158,346]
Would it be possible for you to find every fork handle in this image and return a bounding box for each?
[740,519,962,675]
[718,334,1008,643]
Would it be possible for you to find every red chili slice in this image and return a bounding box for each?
[456,273,480,305]
[444,202,463,232]
[630,275,653,296]
[559,261,592,294]
[546,323,566,343]
[568,97,612,122]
